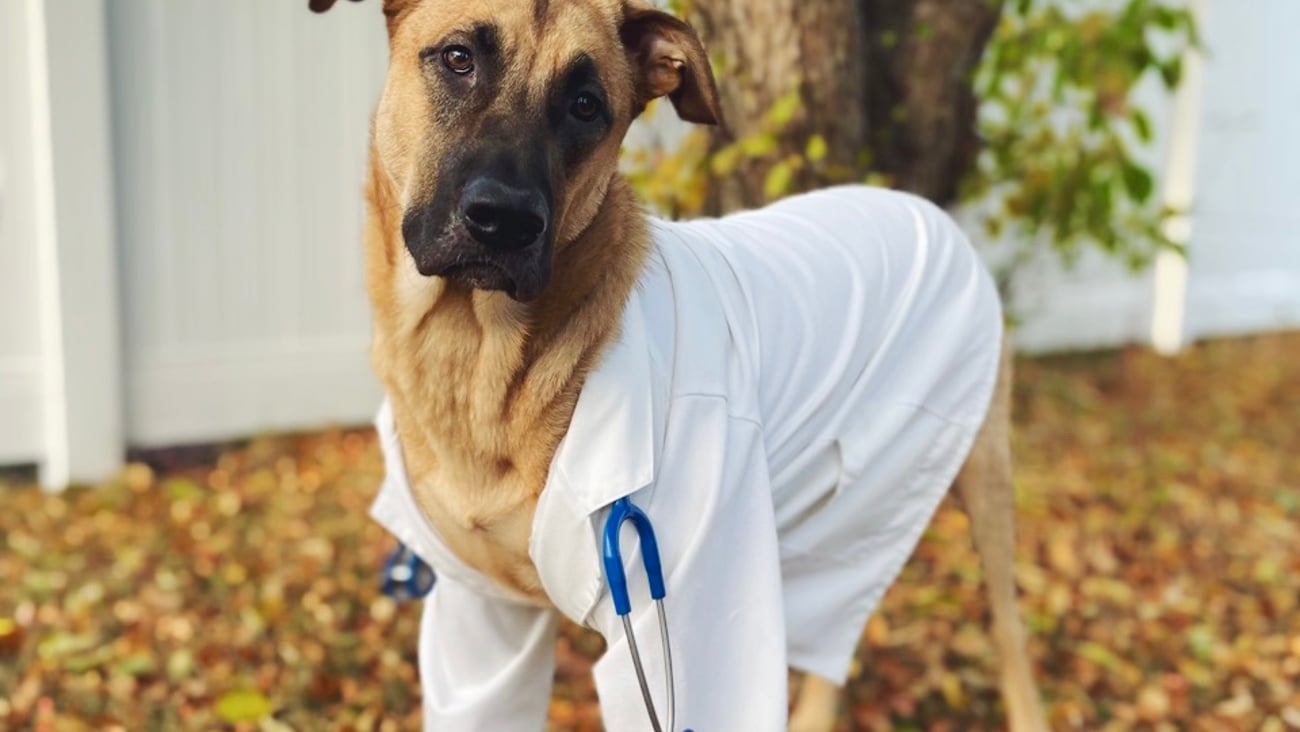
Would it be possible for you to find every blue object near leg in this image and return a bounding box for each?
[381,542,436,600]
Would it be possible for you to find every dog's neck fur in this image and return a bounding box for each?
[363,150,650,598]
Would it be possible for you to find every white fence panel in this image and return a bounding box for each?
[106,0,388,447]
[2,0,123,486]
[0,0,45,465]
[1183,1,1300,341]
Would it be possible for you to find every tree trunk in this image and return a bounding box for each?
[860,0,1004,204]
[690,0,1004,212]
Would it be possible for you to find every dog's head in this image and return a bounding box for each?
[312,0,720,302]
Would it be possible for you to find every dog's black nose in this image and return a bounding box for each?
[459,178,548,251]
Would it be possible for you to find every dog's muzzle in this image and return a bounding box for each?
[459,178,549,252]
[401,176,553,302]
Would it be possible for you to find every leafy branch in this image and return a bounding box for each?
[623,0,1199,281]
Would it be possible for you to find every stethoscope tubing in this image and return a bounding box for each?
[603,497,679,731]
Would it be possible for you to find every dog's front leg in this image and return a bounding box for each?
[416,575,560,729]
[788,672,841,732]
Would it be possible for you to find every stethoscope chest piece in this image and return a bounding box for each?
[381,542,436,600]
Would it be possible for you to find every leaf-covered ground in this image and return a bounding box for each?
[2,333,1298,731]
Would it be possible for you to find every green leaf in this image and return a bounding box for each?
[805,134,828,164]
[1187,624,1216,662]
[1131,108,1153,143]
[164,477,204,502]
[1152,7,1186,30]
[708,144,742,176]
[1122,162,1155,203]
[63,646,113,673]
[1078,642,1123,670]
[863,171,892,188]
[1159,57,1184,88]
[115,652,158,677]
[215,690,274,723]
[763,89,802,128]
[738,133,779,159]
[166,648,196,681]
[763,160,796,200]
[37,631,98,660]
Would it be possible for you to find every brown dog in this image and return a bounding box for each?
[311,0,1048,729]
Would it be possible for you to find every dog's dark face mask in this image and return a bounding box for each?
[311,0,720,302]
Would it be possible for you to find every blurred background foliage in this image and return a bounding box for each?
[624,0,1198,290]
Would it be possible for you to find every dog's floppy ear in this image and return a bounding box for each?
[309,0,411,35]
[308,0,364,12]
[620,4,722,126]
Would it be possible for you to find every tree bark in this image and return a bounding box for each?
[860,0,1004,205]
[691,0,1004,212]
[690,0,868,212]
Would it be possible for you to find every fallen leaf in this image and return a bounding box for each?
[214,690,274,722]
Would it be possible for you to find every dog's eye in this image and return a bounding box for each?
[441,45,474,75]
[570,93,602,122]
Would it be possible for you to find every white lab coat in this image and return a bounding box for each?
[370,186,1003,730]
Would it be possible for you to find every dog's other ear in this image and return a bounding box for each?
[620,4,722,126]
[308,0,411,36]
[307,0,362,12]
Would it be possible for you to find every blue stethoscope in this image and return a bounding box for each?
[380,542,437,600]
[381,496,686,730]
[602,496,688,732]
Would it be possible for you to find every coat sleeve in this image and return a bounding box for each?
[418,573,560,731]
[590,409,790,731]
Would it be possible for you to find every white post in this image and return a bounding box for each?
[27,0,124,489]
[1150,0,1207,355]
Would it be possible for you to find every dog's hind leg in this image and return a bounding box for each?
[954,338,1049,732]
[788,672,840,732]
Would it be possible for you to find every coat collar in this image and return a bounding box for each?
[526,285,661,624]
[543,288,657,517]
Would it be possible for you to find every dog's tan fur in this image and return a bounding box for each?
[315,0,1047,728]
[362,0,672,600]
